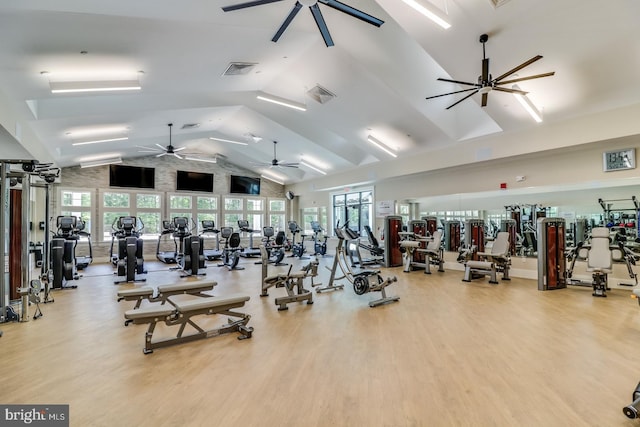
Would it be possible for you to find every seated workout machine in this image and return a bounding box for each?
[347,225,384,267]
[585,227,613,297]
[260,245,315,310]
[237,219,261,258]
[112,216,146,284]
[399,230,445,274]
[200,220,223,261]
[325,221,399,307]
[310,221,329,256]
[623,381,640,419]
[288,221,308,259]
[260,226,287,266]
[123,293,253,354]
[156,220,178,264]
[218,226,244,270]
[50,215,79,290]
[171,216,206,277]
[463,231,511,284]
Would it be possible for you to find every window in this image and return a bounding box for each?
[60,189,93,240]
[268,198,286,232]
[333,189,373,235]
[102,190,162,241]
[302,207,318,234]
[224,197,244,229]
[168,193,219,234]
[398,204,410,226]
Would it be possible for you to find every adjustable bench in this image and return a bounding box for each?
[117,280,218,310]
[124,294,253,354]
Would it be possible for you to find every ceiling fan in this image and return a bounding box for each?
[137,124,217,163]
[253,141,299,168]
[221,0,384,47]
[426,34,555,109]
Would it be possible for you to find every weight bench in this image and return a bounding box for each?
[124,294,253,354]
[117,280,217,310]
[463,232,511,284]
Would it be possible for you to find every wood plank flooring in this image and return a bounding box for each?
[2,256,640,427]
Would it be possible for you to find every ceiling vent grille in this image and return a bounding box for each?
[222,62,257,76]
[181,123,200,129]
[306,84,336,104]
[489,0,512,8]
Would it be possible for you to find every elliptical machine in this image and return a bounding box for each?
[171,216,206,277]
[310,220,328,256]
[50,216,79,290]
[288,221,308,259]
[113,216,146,284]
[218,226,244,270]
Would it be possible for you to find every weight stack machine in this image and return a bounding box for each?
[422,216,438,236]
[500,219,518,256]
[408,219,427,265]
[384,215,403,267]
[465,219,485,261]
[444,221,461,252]
[537,217,567,291]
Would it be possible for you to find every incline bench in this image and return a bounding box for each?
[124,294,253,354]
[117,280,218,310]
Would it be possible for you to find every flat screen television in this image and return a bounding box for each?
[109,165,155,189]
[176,170,214,193]
[230,175,260,195]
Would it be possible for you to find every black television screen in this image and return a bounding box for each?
[230,175,260,195]
[109,165,155,189]
[176,170,214,193]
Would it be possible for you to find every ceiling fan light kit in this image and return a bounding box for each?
[426,34,554,110]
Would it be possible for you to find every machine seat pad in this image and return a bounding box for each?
[466,260,493,270]
[124,305,175,320]
[169,294,250,312]
[158,281,217,294]
[400,241,421,248]
[117,286,154,298]
[265,271,307,282]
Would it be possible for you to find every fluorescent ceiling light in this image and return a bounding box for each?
[80,157,122,168]
[209,137,248,146]
[72,136,128,146]
[401,0,451,29]
[185,156,217,164]
[261,174,285,185]
[50,80,141,94]
[367,135,398,158]
[300,159,327,175]
[512,84,543,123]
[257,92,307,111]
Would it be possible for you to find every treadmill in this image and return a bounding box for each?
[74,218,93,270]
[237,219,261,257]
[156,220,178,264]
[200,220,223,260]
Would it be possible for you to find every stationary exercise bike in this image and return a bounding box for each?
[288,220,308,259]
[171,216,206,277]
[260,226,287,266]
[112,216,146,284]
[310,220,328,256]
[218,226,244,270]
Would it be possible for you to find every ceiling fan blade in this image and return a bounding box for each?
[481,92,488,107]
[492,86,528,95]
[173,153,183,159]
[482,58,489,83]
[495,72,556,86]
[278,162,299,168]
[310,4,334,47]
[493,55,543,83]
[272,2,303,42]
[173,146,186,152]
[320,0,384,27]
[437,78,480,87]
[426,87,479,100]
[222,0,283,12]
[445,90,479,110]
[155,143,167,150]
[156,152,167,158]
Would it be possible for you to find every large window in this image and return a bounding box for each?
[333,190,373,235]
[168,193,219,234]
[59,189,92,240]
[268,199,286,232]
[101,190,162,241]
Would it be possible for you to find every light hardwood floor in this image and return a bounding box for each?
[1,256,640,427]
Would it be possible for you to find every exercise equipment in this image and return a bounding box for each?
[310,221,329,256]
[326,221,399,307]
[462,231,511,284]
[18,280,43,320]
[113,216,146,284]
[348,225,384,267]
[288,220,309,259]
[200,220,223,260]
[624,381,640,419]
[123,294,253,354]
[50,216,80,289]
[444,220,461,252]
[399,225,444,274]
[383,215,403,267]
[156,220,178,264]
[218,226,244,270]
[260,246,315,310]
[170,217,206,277]
[260,226,287,266]
[537,217,567,291]
[73,218,93,270]
[237,219,261,257]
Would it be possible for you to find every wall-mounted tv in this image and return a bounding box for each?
[230,175,260,195]
[177,170,214,193]
[109,165,155,189]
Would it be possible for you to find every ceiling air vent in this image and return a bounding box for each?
[181,123,200,130]
[222,62,257,76]
[489,0,512,8]
[306,84,336,104]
